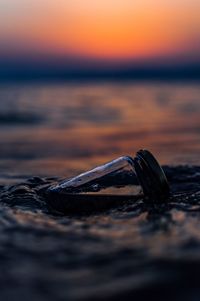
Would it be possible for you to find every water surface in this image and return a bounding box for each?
[0,81,199,183]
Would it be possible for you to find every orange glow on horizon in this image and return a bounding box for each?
[0,0,200,62]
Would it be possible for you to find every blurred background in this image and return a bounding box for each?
[0,0,200,183]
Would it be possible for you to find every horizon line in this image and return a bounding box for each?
[1,64,200,82]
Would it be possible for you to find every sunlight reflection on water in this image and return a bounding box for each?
[0,81,200,182]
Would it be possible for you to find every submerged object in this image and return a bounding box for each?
[46,150,170,214]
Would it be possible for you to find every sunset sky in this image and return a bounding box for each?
[0,0,200,77]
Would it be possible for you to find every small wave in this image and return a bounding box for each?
[0,112,44,125]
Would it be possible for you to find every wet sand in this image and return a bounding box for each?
[1,166,200,300]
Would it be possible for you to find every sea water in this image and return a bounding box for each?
[0,80,200,184]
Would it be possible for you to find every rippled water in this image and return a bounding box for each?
[0,81,200,183]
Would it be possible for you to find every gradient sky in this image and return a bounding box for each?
[0,0,200,73]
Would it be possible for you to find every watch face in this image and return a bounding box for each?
[136,149,170,199]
